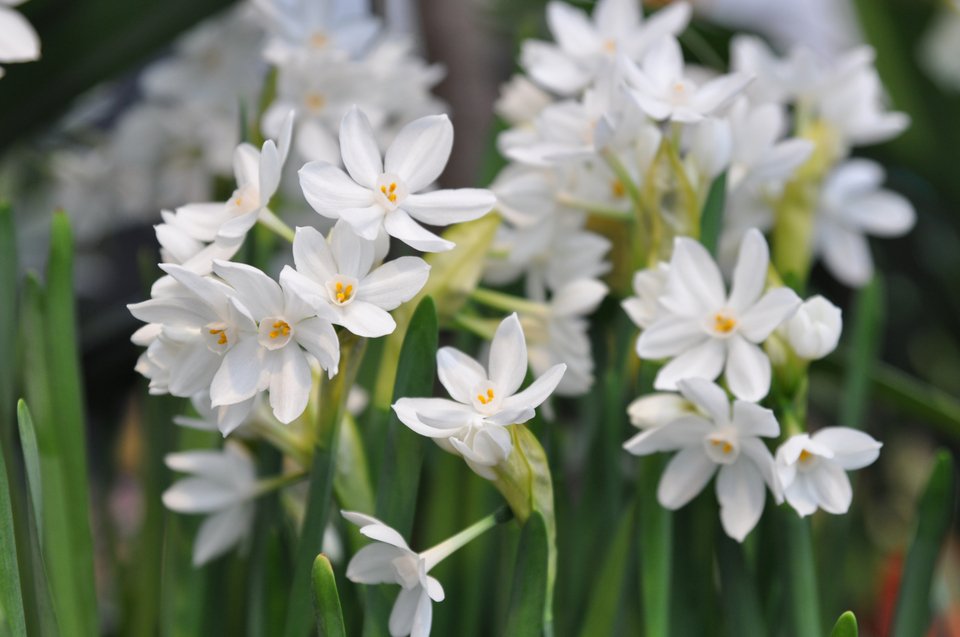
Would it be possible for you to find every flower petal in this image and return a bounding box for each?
[723,335,771,402]
[623,414,712,455]
[384,114,454,192]
[389,586,423,637]
[340,106,383,188]
[808,460,853,514]
[636,317,706,360]
[294,317,340,374]
[347,543,408,584]
[812,427,882,470]
[328,219,376,279]
[657,446,716,509]
[392,397,475,437]
[192,504,251,566]
[726,228,768,313]
[402,189,496,226]
[210,337,267,407]
[299,161,376,217]
[653,338,726,391]
[436,347,487,404]
[501,363,566,412]
[731,401,780,438]
[213,260,283,319]
[489,313,528,395]
[267,347,312,424]
[162,477,242,514]
[383,208,454,252]
[676,377,730,425]
[546,0,600,57]
[662,237,725,316]
[293,225,337,284]
[737,287,801,343]
[716,460,766,542]
[339,301,397,338]
[357,257,430,310]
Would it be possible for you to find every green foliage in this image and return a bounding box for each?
[504,512,548,637]
[830,611,858,637]
[312,554,347,637]
[577,504,635,637]
[0,427,27,637]
[699,172,727,256]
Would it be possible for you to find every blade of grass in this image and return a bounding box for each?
[312,554,346,637]
[0,429,27,636]
[577,504,635,637]
[783,511,822,637]
[503,511,548,637]
[891,450,956,637]
[637,456,671,637]
[15,402,42,538]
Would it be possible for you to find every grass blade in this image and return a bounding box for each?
[637,456,671,637]
[0,428,27,636]
[830,611,858,637]
[503,511,547,637]
[577,504,635,637]
[15,402,42,537]
[312,554,346,637]
[783,512,822,637]
[891,450,956,637]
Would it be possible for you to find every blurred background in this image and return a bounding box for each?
[2,0,960,634]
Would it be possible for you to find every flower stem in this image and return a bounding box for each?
[258,207,295,243]
[420,506,513,572]
[554,192,633,221]
[470,287,549,317]
[453,312,500,340]
[254,470,308,497]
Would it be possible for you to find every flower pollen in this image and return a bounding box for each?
[335,281,354,304]
[713,312,737,334]
[209,328,228,346]
[477,388,495,405]
[380,182,398,203]
[269,320,291,340]
[711,439,734,455]
[611,179,626,199]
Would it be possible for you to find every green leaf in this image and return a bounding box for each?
[637,456,671,637]
[0,204,16,446]
[283,334,366,637]
[840,277,884,428]
[699,172,727,255]
[717,533,767,637]
[783,511,822,637]
[830,611,858,637]
[503,511,548,637]
[333,413,375,527]
[15,402,42,537]
[891,450,957,637]
[577,504,635,637]
[373,215,500,409]
[312,554,346,637]
[0,428,27,637]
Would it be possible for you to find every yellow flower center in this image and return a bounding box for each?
[209,328,228,346]
[477,388,495,405]
[711,439,734,455]
[305,92,326,113]
[713,312,737,334]
[309,32,328,48]
[380,182,398,203]
[269,320,291,340]
[335,281,355,304]
[611,179,626,199]
[799,449,813,464]
[603,39,617,53]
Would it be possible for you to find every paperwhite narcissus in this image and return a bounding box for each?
[814,159,916,288]
[162,441,257,566]
[775,428,882,517]
[0,0,40,77]
[282,222,430,337]
[623,378,782,541]
[624,36,751,123]
[637,229,801,402]
[622,263,669,330]
[209,260,340,425]
[252,0,382,64]
[783,295,842,360]
[520,0,691,96]
[298,106,497,252]
[392,313,566,479]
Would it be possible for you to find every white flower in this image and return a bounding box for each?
[520,0,691,95]
[208,260,340,425]
[637,229,801,402]
[814,159,916,287]
[252,0,381,63]
[920,7,960,93]
[725,98,813,193]
[622,263,669,330]
[299,107,496,252]
[783,295,842,360]
[393,314,566,479]
[623,378,781,541]
[775,428,881,517]
[0,0,40,76]
[627,392,694,429]
[281,222,430,337]
[624,36,751,123]
[162,441,257,565]
[342,512,446,637]
[495,74,554,127]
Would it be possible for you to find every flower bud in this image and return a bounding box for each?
[785,295,842,360]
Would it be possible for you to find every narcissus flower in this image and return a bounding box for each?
[623,378,781,541]
[636,229,801,402]
[775,428,881,516]
[282,222,429,337]
[299,106,496,252]
[393,313,566,478]
[783,295,842,360]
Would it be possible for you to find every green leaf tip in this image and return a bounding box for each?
[830,611,858,637]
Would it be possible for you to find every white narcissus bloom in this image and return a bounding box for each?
[494,74,554,127]
[299,107,496,252]
[393,314,566,479]
[162,441,257,566]
[622,263,669,330]
[209,260,340,425]
[637,229,801,402]
[281,222,430,337]
[724,98,813,193]
[623,378,782,541]
[814,159,916,288]
[342,512,445,637]
[624,36,751,123]
[627,393,695,429]
[775,428,882,517]
[520,0,691,95]
[0,0,40,76]
[252,0,381,64]
[783,295,842,360]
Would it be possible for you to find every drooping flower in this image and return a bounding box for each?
[636,229,801,402]
[299,106,496,252]
[162,441,258,565]
[775,428,881,516]
[814,159,916,287]
[393,313,566,479]
[282,222,430,337]
[623,378,781,541]
[782,295,842,360]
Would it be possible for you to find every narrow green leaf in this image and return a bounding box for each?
[15,402,42,536]
[717,533,767,637]
[577,504,635,637]
[283,334,366,637]
[840,277,884,428]
[830,611,858,637]
[699,172,727,255]
[333,413,375,522]
[312,554,346,637]
[637,456,671,637]
[503,511,548,637]
[0,430,27,636]
[892,450,956,637]
[0,203,16,445]
[783,512,822,637]
[43,212,98,635]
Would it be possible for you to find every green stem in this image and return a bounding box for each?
[470,288,549,317]
[258,207,295,243]
[452,312,499,340]
[600,148,643,212]
[420,506,512,572]
[254,470,308,497]
[783,511,822,637]
[554,192,633,221]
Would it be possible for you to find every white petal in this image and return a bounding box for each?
[213,261,283,319]
[636,318,706,359]
[812,427,881,470]
[501,363,566,412]
[328,220,376,278]
[392,398,474,437]
[489,313,528,396]
[663,237,725,316]
[294,317,340,374]
[357,257,430,310]
[162,478,241,514]
[210,338,267,407]
[723,335,771,402]
[359,523,411,550]
[738,288,801,343]
[192,505,251,566]
[521,40,592,95]
[437,347,487,404]
[643,36,684,87]
[167,346,221,397]
[820,225,874,288]
[402,189,496,226]
[676,377,730,425]
[623,415,712,455]
[808,460,853,514]
[740,437,781,500]
[0,7,40,62]
[259,140,282,203]
[716,460,766,542]
[726,228,768,313]
[340,106,383,189]
[731,401,780,438]
[384,114,454,192]
[338,301,396,338]
[547,1,600,56]
[347,544,407,584]
[550,278,608,316]
[409,590,434,637]
[292,225,337,284]
[654,338,726,391]
[425,576,444,602]
[299,161,376,217]
[845,191,916,237]
[389,587,422,637]
[657,446,717,509]
[784,477,819,518]
[383,209,454,252]
[692,73,752,115]
[268,347,312,424]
